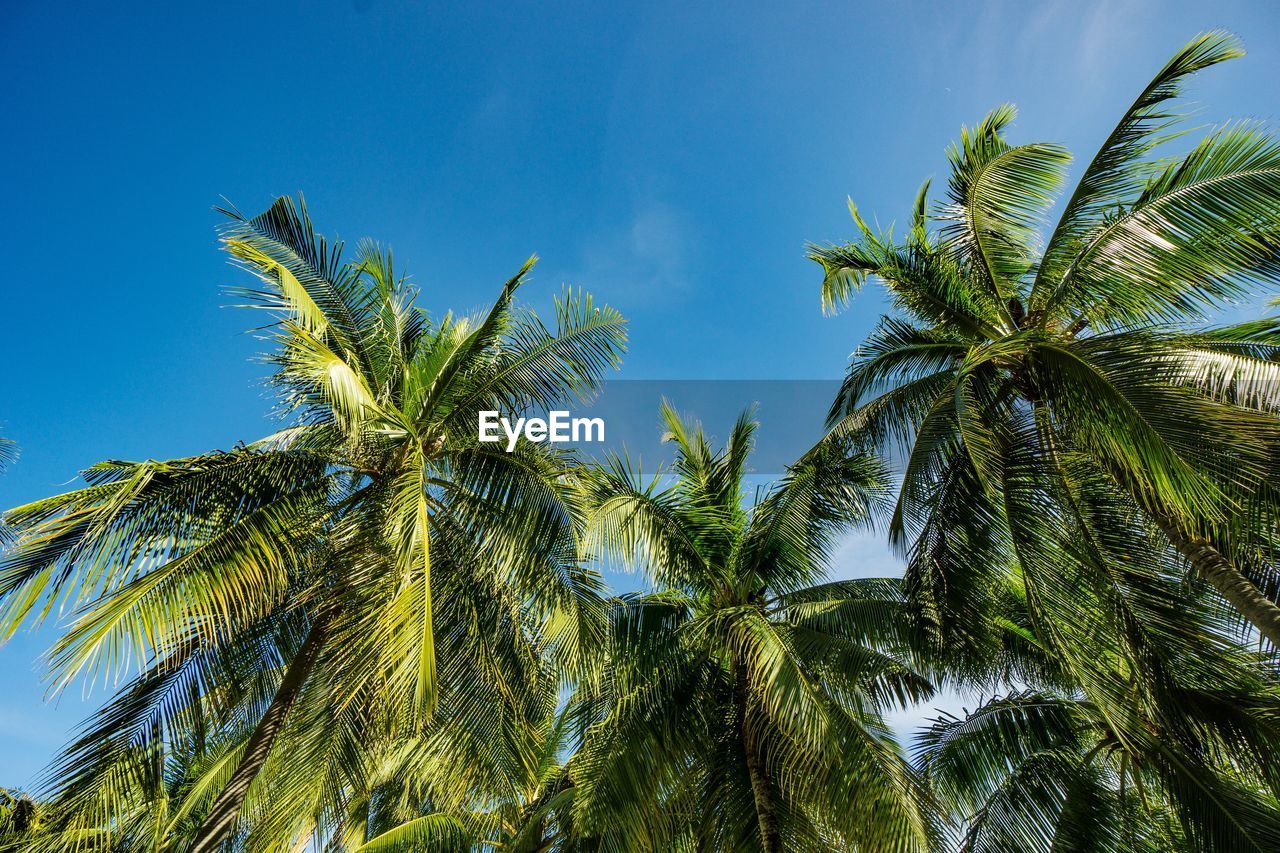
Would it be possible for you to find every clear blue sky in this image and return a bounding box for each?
[3,0,1280,787]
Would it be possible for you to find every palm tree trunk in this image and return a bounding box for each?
[190,616,329,852]
[1152,514,1280,649]
[734,664,782,853]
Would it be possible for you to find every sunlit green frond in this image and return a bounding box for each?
[1045,122,1280,327]
[1034,30,1246,303]
[939,105,1070,301]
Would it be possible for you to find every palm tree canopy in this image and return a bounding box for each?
[0,196,626,850]
[571,404,939,851]
[915,572,1280,852]
[810,31,1280,851]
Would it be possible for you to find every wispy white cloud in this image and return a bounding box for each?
[573,200,694,305]
[1012,0,1153,80]
[1077,0,1152,81]
[947,0,1153,93]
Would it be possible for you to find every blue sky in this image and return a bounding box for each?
[3,0,1280,787]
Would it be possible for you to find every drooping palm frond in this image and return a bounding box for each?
[918,693,1185,852]
[1033,30,1246,304]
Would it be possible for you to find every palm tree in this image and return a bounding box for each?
[570,404,937,852]
[915,576,1280,851]
[810,31,1280,647]
[808,31,1280,850]
[346,700,605,852]
[0,196,626,850]
[0,788,41,849]
[918,692,1188,851]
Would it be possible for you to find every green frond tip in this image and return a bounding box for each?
[847,196,874,238]
[809,241,880,316]
[911,177,932,238]
[947,103,1018,162]
[356,813,477,852]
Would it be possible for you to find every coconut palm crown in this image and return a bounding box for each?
[0,197,627,851]
[809,31,1280,851]
[570,404,939,852]
[812,32,1280,647]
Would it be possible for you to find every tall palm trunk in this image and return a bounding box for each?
[1150,514,1280,649]
[734,663,782,853]
[190,616,329,852]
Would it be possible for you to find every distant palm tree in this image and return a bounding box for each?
[571,404,937,851]
[811,31,1280,647]
[0,197,626,850]
[0,788,41,848]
